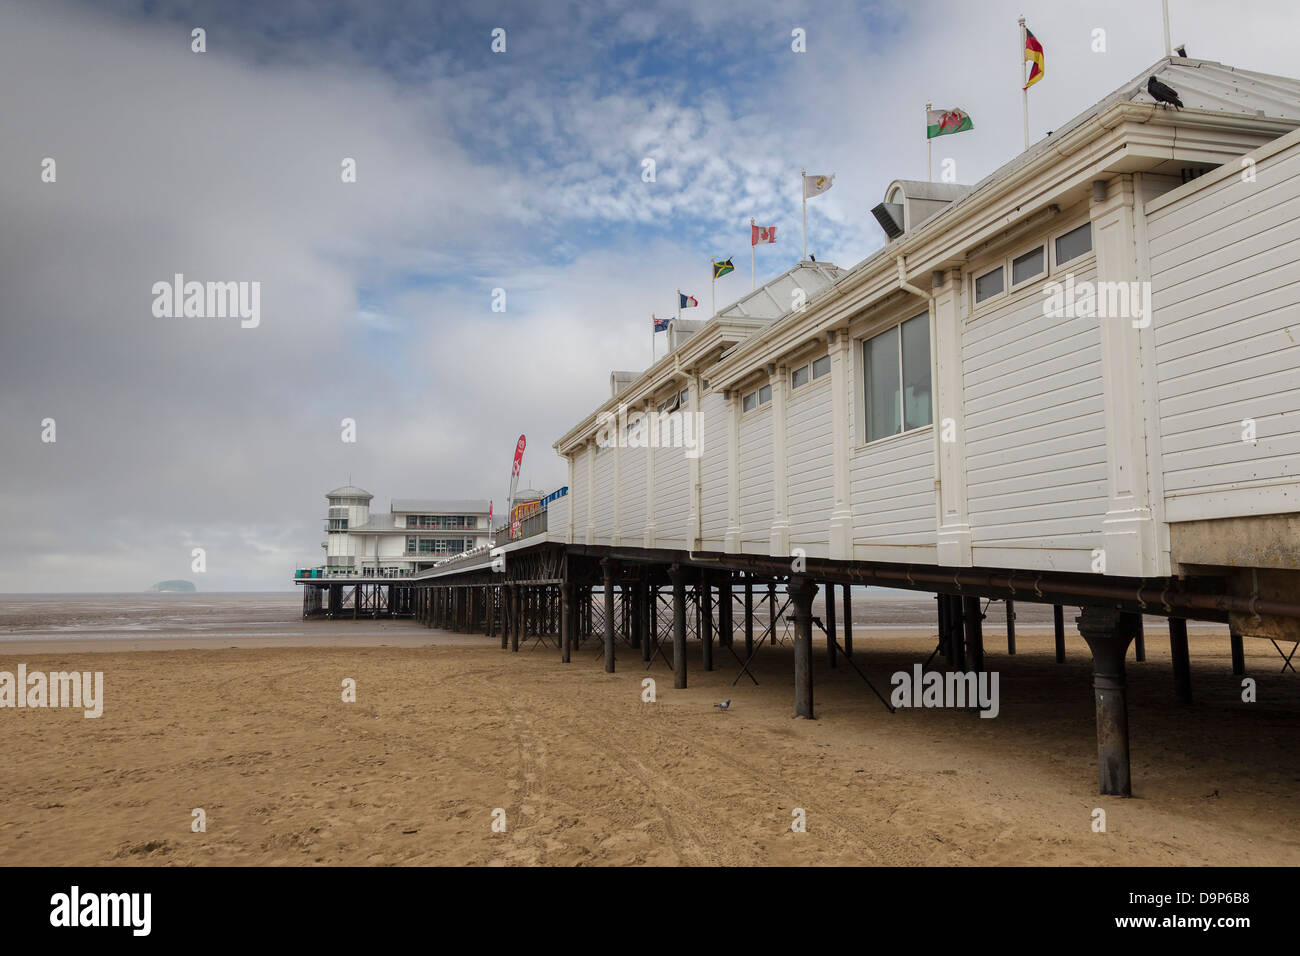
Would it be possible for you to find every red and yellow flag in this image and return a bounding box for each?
[1023,27,1044,90]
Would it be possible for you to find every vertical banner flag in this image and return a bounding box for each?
[1023,27,1044,89]
[507,434,526,533]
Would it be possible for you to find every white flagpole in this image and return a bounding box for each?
[711,260,716,317]
[651,316,656,365]
[800,168,807,261]
[1019,16,1029,151]
[750,217,757,289]
[1162,0,1172,57]
[926,101,932,182]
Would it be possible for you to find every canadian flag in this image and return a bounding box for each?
[751,224,777,246]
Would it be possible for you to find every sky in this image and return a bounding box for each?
[2,0,1298,591]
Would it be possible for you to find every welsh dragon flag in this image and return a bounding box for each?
[926,108,973,139]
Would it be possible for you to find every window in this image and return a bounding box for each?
[1055,222,1093,264]
[742,392,757,412]
[975,267,1004,303]
[863,312,932,442]
[679,388,689,405]
[791,364,810,388]
[811,355,830,379]
[758,384,772,405]
[1011,246,1045,285]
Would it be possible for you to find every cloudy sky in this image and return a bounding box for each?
[2,0,1296,591]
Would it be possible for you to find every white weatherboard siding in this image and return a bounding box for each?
[850,429,936,550]
[739,405,775,547]
[963,263,1107,567]
[653,434,690,549]
[592,447,615,544]
[1148,134,1300,522]
[787,375,834,551]
[569,446,589,541]
[699,390,728,549]
[620,444,648,541]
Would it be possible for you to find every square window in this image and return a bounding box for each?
[742,391,757,412]
[1011,246,1045,285]
[758,384,772,405]
[811,355,830,379]
[1055,222,1093,264]
[975,266,1004,303]
[791,365,810,388]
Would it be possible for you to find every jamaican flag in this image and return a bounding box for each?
[712,257,735,279]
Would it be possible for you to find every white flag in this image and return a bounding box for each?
[803,173,835,198]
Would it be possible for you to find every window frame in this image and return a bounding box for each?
[967,216,1097,315]
[859,310,933,446]
[811,355,831,380]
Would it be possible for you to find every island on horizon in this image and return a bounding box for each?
[149,580,197,593]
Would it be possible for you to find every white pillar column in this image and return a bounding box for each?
[769,364,791,557]
[725,389,742,553]
[934,268,973,566]
[687,375,703,550]
[827,330,853,560]
[585,438,596,545]
[644,399,657,548]
[1093,174,1159,577]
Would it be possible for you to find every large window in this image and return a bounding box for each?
[863,312,932,443]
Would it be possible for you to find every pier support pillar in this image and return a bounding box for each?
[826,579,837,668]
[511,586,521,652]
[948,595,966,670]
[963,595,984,672]
[718,574,732,649]
[842,584,853,657]
[1005,599,1016,655]
[602,559,616,673]
[789,576,816,718]
[744,578,754,657]
[768,582,777,645]
[1054,604,1066,663]
[643,582,655,663]
[1169,617,1192,706]
[1134,615,1146,662]
[1077,606,1139,797]
[1230,625,1245,676]
[561,581,573,664]
[670,564,687,689]
[700,569,713,672]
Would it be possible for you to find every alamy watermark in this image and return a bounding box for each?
[595,402,703,459]
[890,664,999,718]
[152,273,260,328]
[1043,274,1151,329]
[0,665,103,718]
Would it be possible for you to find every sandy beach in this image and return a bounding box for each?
[2,600,1296,866]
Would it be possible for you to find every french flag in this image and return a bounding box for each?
[679,293,699,309]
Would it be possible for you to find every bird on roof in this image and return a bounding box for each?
[1147,76,1184,110]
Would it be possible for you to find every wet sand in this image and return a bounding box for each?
[1,620,1296,866]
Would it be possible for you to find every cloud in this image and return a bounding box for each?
[2,0,1298,590]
